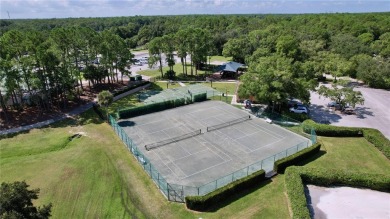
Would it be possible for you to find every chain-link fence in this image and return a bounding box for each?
[109,102,317,202]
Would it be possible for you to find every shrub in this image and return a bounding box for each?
[284,167,311,219]
[117,98,187,119]
[193,92,207,102]
[362,128,390,159]
[283,111,310,122]
[302,120,362,137]
[300,168,390,192]
[274,143,321,173]
[185,169,266,211]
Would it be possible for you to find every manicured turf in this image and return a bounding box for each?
[306,137,390,174]
[209,55,232,63]
[1,108,389,218]
[138,63,207,79]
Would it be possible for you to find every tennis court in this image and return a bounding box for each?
[118,101,310,194]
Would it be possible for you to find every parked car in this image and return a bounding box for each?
[342,105,355,114]
[287,99,302,107]
[289,106,308,114]
[327,101,341,109]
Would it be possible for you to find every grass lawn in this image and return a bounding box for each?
[1,107,389,218]
[209,55,232,63]
[208,82,237,95]
[305,137,390,174]
[183,81,237,94]
[138,63,207,79]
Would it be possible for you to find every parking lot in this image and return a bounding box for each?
[309,86,390,139]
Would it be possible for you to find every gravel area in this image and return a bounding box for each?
[306,185,390,219]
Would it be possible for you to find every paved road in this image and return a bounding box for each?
[309,86,390,139]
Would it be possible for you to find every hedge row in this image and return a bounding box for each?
[302,120,363,137]
[274,143,321,174]
[185,169,266,211]
[363,128,390,159]
[284,167,311,219]
[285,166,390,219]
[302,120,390,159]
[193,92,207,102]
[118,98,187,119]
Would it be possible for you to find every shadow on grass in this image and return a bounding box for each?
[202,179,272,212]
[297,150,327,166]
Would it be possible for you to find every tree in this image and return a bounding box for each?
[317,82,364,109]
[0,181,52,219]
[97,90,113,121]
[97,90,113,109]
[222,36,251,64]
[276,35,300,61]
[147,37,164,77]
[238,55,310,112]
[161,34,176,78]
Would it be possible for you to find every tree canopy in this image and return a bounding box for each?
[0,181,52,219]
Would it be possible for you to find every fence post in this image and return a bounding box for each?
[157,174,160,189]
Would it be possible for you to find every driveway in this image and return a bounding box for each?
[309,86,390,139]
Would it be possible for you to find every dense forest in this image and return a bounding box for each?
[1,13,389,124]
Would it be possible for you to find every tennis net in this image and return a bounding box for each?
[145,129,202,151]
[207,115,251,132]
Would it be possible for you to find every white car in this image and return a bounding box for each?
[289,106,308,114]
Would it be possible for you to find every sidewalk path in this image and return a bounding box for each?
[0,83,150,136]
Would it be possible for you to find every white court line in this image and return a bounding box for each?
[248,137,286,153]
[152,145,188,179]
[178,149,233,180]
[246,120,285,139]
[161,128,191,156]
[224,123,287,153]
[233,125,286,153]
[151,128,234,180]
[173,148,209,162]
[214,128,252,154]
[133,117,168,128]
[190,133,231,162]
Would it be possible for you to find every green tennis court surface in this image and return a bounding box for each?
[118,101,310,197]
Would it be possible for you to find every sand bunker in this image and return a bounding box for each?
[307,185,390,219]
